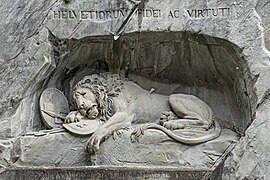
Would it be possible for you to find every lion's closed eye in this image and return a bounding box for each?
[76,90,85,96]
[90,104,98,110]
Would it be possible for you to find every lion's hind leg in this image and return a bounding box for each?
[168,94,213,130]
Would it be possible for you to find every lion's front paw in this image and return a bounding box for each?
[163,121,184,130]
[84,132,102,154]
[112,129,125,140]
[159,111,178,126]
[130,125,147,142]
[65,111,79,123]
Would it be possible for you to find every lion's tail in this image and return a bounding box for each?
[144,121,221,145]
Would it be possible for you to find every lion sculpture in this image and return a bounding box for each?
[65,73,221,154]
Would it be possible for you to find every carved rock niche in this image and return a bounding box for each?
[48,31,252,131]
[11,31,253,179]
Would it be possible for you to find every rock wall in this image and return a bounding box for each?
[0,0,270,179]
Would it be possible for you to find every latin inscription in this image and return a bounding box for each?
[186,7,230,18]
[50,7,230,20]
[4,169,208,180]
[52,9,162,20]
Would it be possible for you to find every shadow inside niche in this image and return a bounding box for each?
[46,31,255,134]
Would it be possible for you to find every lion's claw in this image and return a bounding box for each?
[163,121,184,130]
[85,133,102,154]
[130,125,147,142]
[65,111,79,124]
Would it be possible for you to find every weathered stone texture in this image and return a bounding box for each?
[0,0,57,136]
[0,166,212,180]
[14,129,237,168]
[0,0,270,179]
[223,98,270,179]
[256,0,270,51]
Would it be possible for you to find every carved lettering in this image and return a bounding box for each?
[53,11,60,19]
[186,7,231,18]
[61,10,68,19]
[174,10,180,18]
[119,172,125,178]
[113,10,120,18]
[212,9,218,16]
[105,10,112,19]
[98,11,105,19]
[186,9,194,17]
[152,10,160,17]
[136,9,161,18]
[168,10,180,18]
[80,11,88,19]
[220,7,228,16]
[50,7,230,20]
[12,169,204,179]
[68,10,78,19]
[197,10,204,18]
[146,9,152,17]
[168,10,174,18]
[204,8,211,16]
[89,11,95,19]
[51,9,161,20]
[119,9,126,17]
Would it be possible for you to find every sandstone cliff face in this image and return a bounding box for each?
[0,0,270,179]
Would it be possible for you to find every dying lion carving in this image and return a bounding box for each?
[65,73,221,154]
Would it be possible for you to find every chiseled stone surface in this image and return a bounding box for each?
[15,128,237,169]
[16,131,92,166]
[0,0,270,179]
[222,98,270,179]
[96,129,237,168]
[0,166,212,180]
[256,0,270,51]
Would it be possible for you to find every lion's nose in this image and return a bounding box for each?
[79,101,85,108]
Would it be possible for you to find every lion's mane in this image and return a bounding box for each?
[73,73,124,121]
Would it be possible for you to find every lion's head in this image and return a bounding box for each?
[72,73,124,121]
